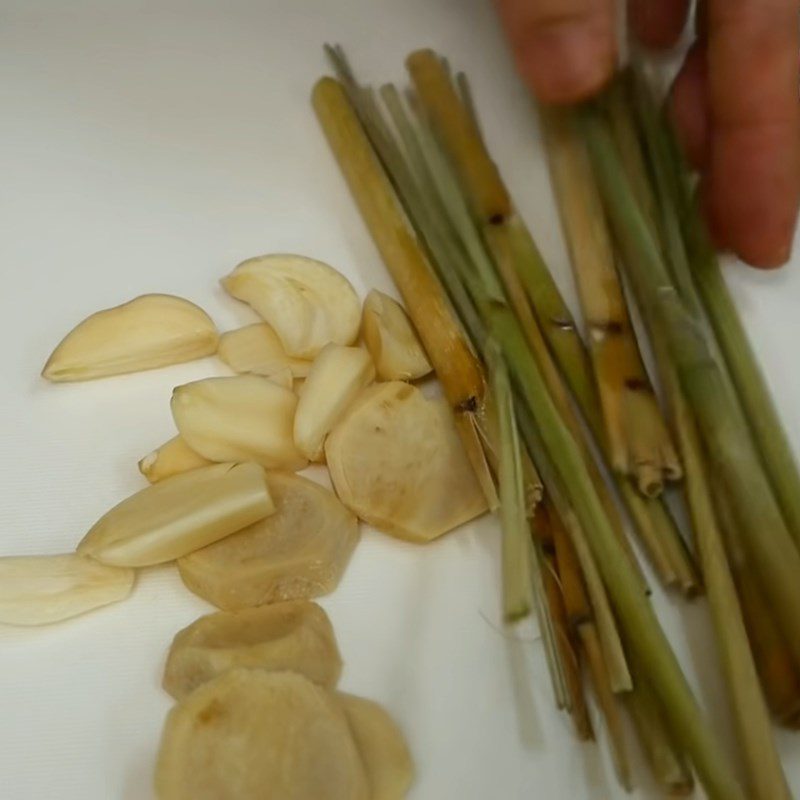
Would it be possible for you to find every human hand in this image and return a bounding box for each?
[493,0,800,268]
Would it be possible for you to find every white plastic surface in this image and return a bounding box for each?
[1,2,799,798]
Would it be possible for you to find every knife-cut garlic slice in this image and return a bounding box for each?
[221,255,360,359]
[361,290,432,381]
[139,435,213,484]
[42,294,218,382]
[178,471,358,610]
[155,669,369,800]
[0,554,134,626]
[78,462,274,567]
[325,382,488,542]
[339,693,414,800]
[163,600,342,699]
[218,323,311,379]
[171,375,306,470]
[294,344,375,461]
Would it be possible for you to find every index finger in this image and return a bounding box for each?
[705,0,800,267]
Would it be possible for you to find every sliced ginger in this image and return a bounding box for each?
[325,382,488,542]
[155,669,368,800]
[361,290,432,381]
[42,294,218,382]
[339,693,415,800]
[163,600,342,699]
[178,471,359,610]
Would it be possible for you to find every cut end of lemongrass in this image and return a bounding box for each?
[293,343,375,462]
[171,375,307,470]
[221,254,361,359]
[361,290,432,381]
[139,435,213,484]
[0,554,134,626]
[78,462,274,567]
[42,294,219,382]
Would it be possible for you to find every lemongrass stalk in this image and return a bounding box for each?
[311,76,496,509]
[580,104,800,671]
[490,346,534,622]
[540,104,680,496]
[405,51,695,592]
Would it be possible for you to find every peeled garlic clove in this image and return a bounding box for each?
[218,323,311,378]
[171,375,306,470]
[155,669,369,800]
[339,693,414,800]
[163,600,342,700]
[178,471,359,610]
[294,344,375,461]
[221,255,360,359]
[78,462,274,567]
[0,554,134,626]
[361,290,432,381]
[325,382,487,542]
[139,436,213,484]
[42,294,218,382]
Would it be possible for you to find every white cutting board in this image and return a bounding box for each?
[1,1,799,798]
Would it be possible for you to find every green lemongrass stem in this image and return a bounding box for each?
[403,50,695,592]
[491,346,534,622]
[539,104,681,496]
[580,104,800,671]
[490,301,742,800]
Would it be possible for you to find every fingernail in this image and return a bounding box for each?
[519,20,615,104]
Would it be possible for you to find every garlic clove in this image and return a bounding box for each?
[218,323,311,379]
[139,435,213,484]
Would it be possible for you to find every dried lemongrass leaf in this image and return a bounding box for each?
[171,375,306,470]
[339,693,414,800]
[42,294,218,382]
[178,471,359,610]
[361,290,432,381]
[221,254,360,359]
[78,462,274,567]
[218,323,311,379]
[163,601,342,699]
[0,554,134,626]
[325,382,488,542]
[139,436,213,484]
[294,344,375,461]
[155,669,369,800]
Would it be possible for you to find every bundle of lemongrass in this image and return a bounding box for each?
[313,46,800,800]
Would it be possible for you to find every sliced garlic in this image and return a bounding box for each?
[163,601,342,699]
[325,382,488,542]
[155,669,369,800]
[42,294,218,382]
[218,323,311,379]
[139,436,213,484]
[339,693,415,800]
[78,462,274,567]
[178,471,359,610]
[361,290,432,381]
[294,344,375,461]
[221,254,360,358]
[171,375,306,470]
[0,554,134,626]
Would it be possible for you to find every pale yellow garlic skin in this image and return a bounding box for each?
[162,600,342,699]
[138,435,213,484]
[171,375,307,471]
[221,254,361,359]
[0,554,134,626]
[78,462,274,567]
[155,669,369,800]
[217,322,311,379]
[42,293,218,382]
[339,692,415,800]
[325,382,488,542]
[178,471,359,610]
[293,343,375,462]
[361,290,432,381]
